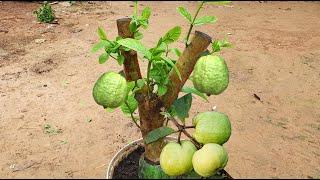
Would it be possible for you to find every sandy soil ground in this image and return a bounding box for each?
[0,1,320,178]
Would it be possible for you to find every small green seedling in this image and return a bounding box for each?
[34,2,55,23]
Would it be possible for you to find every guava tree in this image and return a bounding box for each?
[92,1,232,178]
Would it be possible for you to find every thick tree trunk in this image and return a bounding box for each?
[135,93,165,163]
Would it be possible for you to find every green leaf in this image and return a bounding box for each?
[171,93,192,122]
[139,19,149,29]
[134,31,143,40]
[211,38,232,53]
[162,57,182,81]
[171,48,181,57]
[117,38,152,59]
[157,85,167,96]
[118,70,126,78]
[162,26,182,44]
[137,79,145,88]
[97,26,107,40]
[91,40,112,53]
[177,6,192,23]
[129,21,138,33]
[116,54,125,65]
[127,81,136,92]
[99,52,109,64]
[144,127,175,144]
[211,40,221,52]
[141,7,151,20]
[120,95,138,114]
[220,38,233,48]
[181,86,208,102]
[194,16,217,26]
[105,107,116,113]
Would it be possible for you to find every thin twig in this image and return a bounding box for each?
[185,1,205,47]
[125,102,140,129]
[181,129,202,149]
[184,125,195,129]
[177,131,182,144]
[169,117,202,149]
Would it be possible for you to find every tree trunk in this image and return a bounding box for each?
[135,93,165,163]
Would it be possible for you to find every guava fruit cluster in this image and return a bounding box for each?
[92,71,128,108]
[192,55,229,96]
[160,111,231,177]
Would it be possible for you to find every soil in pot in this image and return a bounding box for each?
[112,145,232,179]
[112,146,145,179]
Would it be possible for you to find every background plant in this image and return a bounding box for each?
[34,2,55,23]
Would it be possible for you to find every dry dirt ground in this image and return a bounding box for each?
[0,1,320,179]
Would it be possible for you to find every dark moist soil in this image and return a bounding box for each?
[112,145,233,179]
[112,146,145,179]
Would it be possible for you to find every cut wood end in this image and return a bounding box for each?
[116,18,132,25]
[194,31,212,42]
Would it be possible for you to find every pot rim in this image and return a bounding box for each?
[106,136,177,179]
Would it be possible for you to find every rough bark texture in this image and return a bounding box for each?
[135,93,165,163]
[116,18,142,81]
[161,31,212,108]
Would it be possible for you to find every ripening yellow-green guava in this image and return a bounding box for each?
[160,140,197,176]
[193,111,231,145]
[192,143,228,177]
[92,71,128,108]
[192,55,229,95]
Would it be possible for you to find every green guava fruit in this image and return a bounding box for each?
[160,140,197,176]
[192,143,228,177]
[92,71,128,108]
[193,111,231,145]
[192,55,229,95]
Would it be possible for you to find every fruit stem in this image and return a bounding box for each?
[177,131,182,144]
[185,1,205,47]
[125,101,141,129]
[169,117,202,149]
[184,125,195,129]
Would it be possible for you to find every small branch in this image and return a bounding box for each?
[178,131,182,144]
[169,117,202,149]
[181,129,202,149]
[125,102,141,129]
[165,44,169,57]
[184,125,195,129]
[109,54,117,61]
[185,1,205,47]
[161,31,212,109]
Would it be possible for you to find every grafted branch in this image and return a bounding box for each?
[117,18,142,81]
[161,31,212,108]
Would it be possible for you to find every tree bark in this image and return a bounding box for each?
[135,93,165,163]
[116,18,142,81]
[161,31,212,109]
[117,18,165,163]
